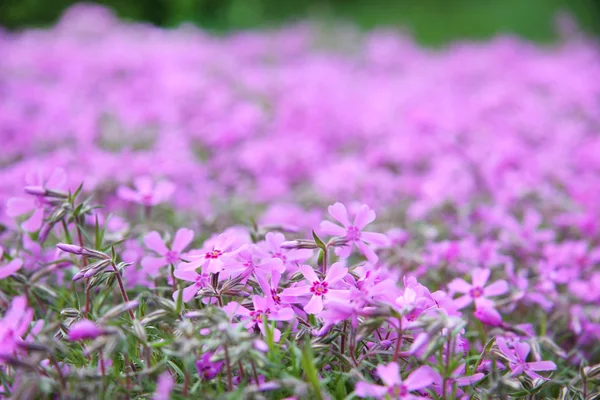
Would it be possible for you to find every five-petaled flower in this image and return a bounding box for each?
[355,363,436,399]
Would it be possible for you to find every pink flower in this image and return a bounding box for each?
[0,296,34,357]
[0,248,23,280]
[320,202,389,263]
[223,295,295,342]
[355,364,436,399]
[68,319,104,341]
[180,233,238,274]
[431,363,484,397]
[256,232,313,271]
[496,337,556,380]
[117,176,174,207]
[280,262,348,314]
[141,228,194,276]
[448,268,508,309]
[153,371,174,400]
[172,269,210,302]
[6,168,67,232]
[220,244,284,279]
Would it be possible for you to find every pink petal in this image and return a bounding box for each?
[265,232,284,251]
[45,168,67,189]
[0,258,23,279]
[133,176,153,193]
[454,294,473,309]
[272,307,295,321]
[175,284,199,302]
[117,186,141,203]
[448,278,471,294]
[355,382,388,398]
[141,256,167,276]
[325,262,347,285]
[286,248,313,262]
[514,342,531,361]
[496,338,518,362]
[456,373,484,386]
[361,231,389,247]
[319,220,347,236]
[375,363,401,387]
[328,202,350,228]
[356,240,378,263]
[404,366,436,391]
[173,269,199,282]
[22,207,44,232]
[484,280,509,297]
[527,361,556,372]
[299,264,319,283]
[258,258,285,274]
[6,197,35,217]
[172,228,194,253]
[144,231,169,255]
[280,285,311,297]
[304,295,323,314]
[472,268,491,287]
[154,181,175,203]
[353,204,376,230]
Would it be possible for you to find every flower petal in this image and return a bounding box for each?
[328,202,351,227]
[22,207,44,232]
[375,363,401,387]
[354,204,376,230]
[404,365,436,391]
[304,295,323,314]
[472,268,491,287]
[0,258,23,279]
[448,278,471,294]
[172,228,194,253]
[355,382,388,398]
[320,220,347,236]
[6,197,35,217]
[527,361,556,372]
[299,264,319,283]
[361,232,389,247]
[484,280,509,297]
[144,231,169,255]
[325,262,347,285]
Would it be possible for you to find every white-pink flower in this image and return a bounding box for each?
[320,202,389,263]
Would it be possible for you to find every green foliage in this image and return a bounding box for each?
[1,0,599,45]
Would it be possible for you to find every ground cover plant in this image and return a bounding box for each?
[1,4,600,399]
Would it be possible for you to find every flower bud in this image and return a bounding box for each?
[24,186,47,196]
[57,243,84,255]
[474,305,503,327]
[280,240,318,250]
[68,319,104,341]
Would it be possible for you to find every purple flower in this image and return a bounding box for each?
[448,268,508,309]
[172,268,210,302]
[280,263,348,314]
[223,295,295,341]
[256,232,313,272]
[6,168,67,232]
[496,337,556,380]
[153,371,173,400]
[0,248,23,280]
[180,233,238,274]
[141,228,194,276]
[0,296,34,358]
[355,364,436,399]
[196,352,224,380]
[117,176,174,207]
[68,319,104,341]
[320,202,389,263]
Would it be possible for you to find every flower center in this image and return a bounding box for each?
[205,249,223,259]
[310,281,329,296]
[250,308,271,324]
[141,193,154,205]
[469,286,484,298]
[165,250,179,264]
[271,289,281,304]
[346,226,361,241]
[273,252,287,263]
[389,384,408,397]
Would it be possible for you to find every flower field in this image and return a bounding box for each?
[1,4,600,399]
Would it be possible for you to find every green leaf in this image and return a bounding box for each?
[301,342,324,400]
[312,230,326,251]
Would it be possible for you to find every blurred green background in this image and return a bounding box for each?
[1,0,599,45]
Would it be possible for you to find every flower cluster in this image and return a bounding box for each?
[0,4,599,399]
